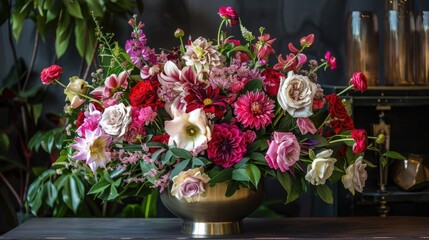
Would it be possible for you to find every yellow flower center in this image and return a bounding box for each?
[186,125,199,137]
[194,46,205,58]
[251,101,262,115]
[203,98,213,105]
[90,138,107,160]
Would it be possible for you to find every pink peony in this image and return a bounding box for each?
[233,91,275,130]
[296,117,317,135]
[40,64,63,85]
[265,132,300,172]
[207,124,247,168]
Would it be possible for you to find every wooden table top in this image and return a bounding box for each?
[2,217,429,239]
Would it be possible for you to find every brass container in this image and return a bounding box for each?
[392,154,429,191]
[160,181,265,236]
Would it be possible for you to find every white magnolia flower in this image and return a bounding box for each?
[341,156,368,195]
[164,108,211,153]
[99,103,132,140]
[277,71,318,118]
[305,149,337,185]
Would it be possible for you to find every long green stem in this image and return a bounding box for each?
[317,114,330,131]
[217,19,226,46]
[273,109,284,127]
[282,47,304,72]
[337,84,353,96]
[329,138,354,144]
[308,61,328,76]
[179,36,185,56]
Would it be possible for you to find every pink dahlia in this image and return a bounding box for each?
[233,91,275,130]
[207,123,247,168]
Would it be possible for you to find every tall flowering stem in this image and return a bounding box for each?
[217,19,227,46]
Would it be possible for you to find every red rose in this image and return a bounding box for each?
[325,94,348,119]
[76,111,85,129]
[330,116,355,134]
[261,68,285,96]
[149,134,170,154]
[351,129,367,154]
[128,80,163,110]
[218,6,239,26]
[350,72,368,92]
[312,99,325,110]
[40,64,63,85]
[124,123,146,144]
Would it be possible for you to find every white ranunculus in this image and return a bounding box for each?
[277,71,318,118]
[305,149,337,185]
[99,103,132,140]
[164,108,211,153]
[341,157,368,195]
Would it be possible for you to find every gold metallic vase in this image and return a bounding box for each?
[160,181,264,236]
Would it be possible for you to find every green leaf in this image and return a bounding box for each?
[232,168,250,182]
[68,175,81,212]
[88,180,110,194]
[170,147,193,159]
[55,12,72,58]
[277,171,306,204]
[248,152,266,163]
[150,148,165,161]
[45,181,58,208]
[85,0,104,17]
[74,18,86,58]
[11,5,30,41]
[384,151,405,160]
[208,168,233,184]
[316,184,334,204]
[312,134,330,148]
[32,104,43,125]
[309,149,316,160]
[162,149,174,165]
[278,114,296,132]
[107,184,119,200]
[225,181,239,197]
[169,159,190,179]
[192,157,205,167]
[243,79,263,92]
[234,157,249,168]
[62,0,84,19]
[246,163,261,188]
[0,133,9,151]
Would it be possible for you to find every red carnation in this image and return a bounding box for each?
[351,129,367,154]
[128,80,163,110]
[350,72,368,92]
[261,68,285,96]
[40,64,63,85]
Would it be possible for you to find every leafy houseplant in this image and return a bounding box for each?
[0,0,142,233]
[28,6,403,228]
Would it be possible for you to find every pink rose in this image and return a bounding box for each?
[265,132,300,172]
[296,117,317,135]
[124,122,146,144]
[350,72,368,92]
[171,168,210,202]
[179,178,205,198]
[40,64,63,85]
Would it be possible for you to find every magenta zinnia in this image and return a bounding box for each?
[207,124,247,168]
[233,91,275,130]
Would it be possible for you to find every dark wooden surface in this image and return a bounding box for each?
[2,217,429,239]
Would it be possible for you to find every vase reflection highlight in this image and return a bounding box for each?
[160,181,264,235]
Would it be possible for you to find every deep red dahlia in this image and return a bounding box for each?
[207,123,247,168]
[184,86,228,119]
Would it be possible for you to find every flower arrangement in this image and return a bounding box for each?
[38,6,400,206]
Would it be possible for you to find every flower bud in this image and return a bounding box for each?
[174,28,184,38]
[128,18,135,27]
[300,34,314,48]
[376,134,385,144]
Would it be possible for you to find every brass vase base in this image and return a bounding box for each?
[182,220,243,235]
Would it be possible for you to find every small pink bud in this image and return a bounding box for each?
[128,18,135,27]
[300,34,315,48]
[174,28,184,38]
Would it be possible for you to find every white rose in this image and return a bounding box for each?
[171,167,210,203]
[277,71,318,118]
[305,149,337,185]
[64,77,88,108]
[341,157,368,195]
[99,103,132,140]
